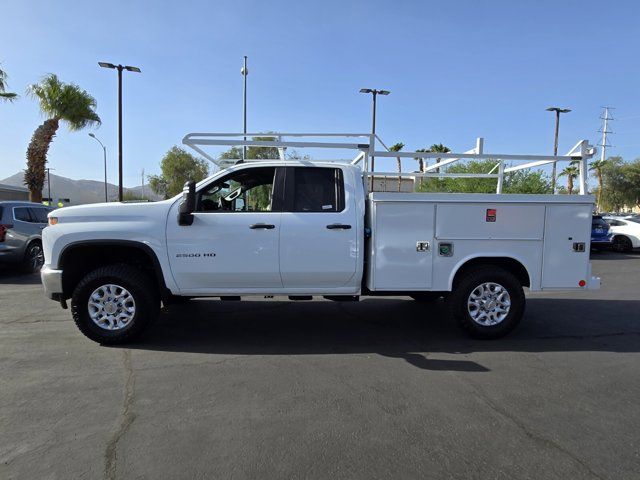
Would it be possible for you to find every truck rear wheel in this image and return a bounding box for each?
[448,266,525,339]
[71,264,159,344]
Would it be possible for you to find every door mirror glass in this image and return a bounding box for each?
[178,181,196,226]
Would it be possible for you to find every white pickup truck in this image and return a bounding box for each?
[41,133,600,344]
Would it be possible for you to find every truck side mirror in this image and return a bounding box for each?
[178,181,196,226]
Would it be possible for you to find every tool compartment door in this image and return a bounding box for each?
[542,204,592,289]
[370,202,434,290]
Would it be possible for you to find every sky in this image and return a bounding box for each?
[1,0,640,188]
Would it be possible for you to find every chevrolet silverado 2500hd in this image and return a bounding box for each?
[41,133,599,344]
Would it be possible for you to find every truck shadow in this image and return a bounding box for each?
[125,297,640,373]
[0,266,41,285]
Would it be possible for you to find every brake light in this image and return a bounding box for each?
[48,217,58,226]
[0,224,12,242]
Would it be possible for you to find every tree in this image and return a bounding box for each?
[559,165,580,194]
[417,159,551,194]
[589,158,608,211]
[600,156,627,211]
[389,142,405,191]
[503,169,551,194]
[0,65,17,102]
[25,74,100,202]
[622,159,640,209]
[149,146,210,198]
[428,143,451,174]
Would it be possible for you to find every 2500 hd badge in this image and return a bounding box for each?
[176,252,216,258]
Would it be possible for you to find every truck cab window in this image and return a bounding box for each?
[289,167,344,212]
[197,167,277,213]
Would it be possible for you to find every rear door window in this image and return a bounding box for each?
[13,207,32,222]
[286,167,345,212]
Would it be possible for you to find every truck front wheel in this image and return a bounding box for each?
[71,264,160,344]
[448,266,525,339]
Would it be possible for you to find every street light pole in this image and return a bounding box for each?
[98,62,141,201]
[546,106,571,193]
[89,133,108,202]
[359,88,390,175]
[241,56,248,161]
[46,168,52,203]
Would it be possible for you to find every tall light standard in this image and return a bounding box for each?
[546,106,571,193]
[45,167,55,204]
[241,56,248,161]
[359,88,390,175]
[89,133,108,202]
[98,62,141,201]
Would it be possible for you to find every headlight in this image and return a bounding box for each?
[48,217,58,226]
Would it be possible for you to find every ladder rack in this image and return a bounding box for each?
[182,132,596,195]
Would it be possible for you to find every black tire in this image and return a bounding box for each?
[22,241,44,274]
[71,264,160,344]
[448,266,525,339]
[612,235,633,253]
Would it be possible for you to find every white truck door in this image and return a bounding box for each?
[166,166,284,292]
[279,167,359,289]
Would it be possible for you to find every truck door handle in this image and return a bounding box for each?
[326,223,352,230]
[249,223,275,229]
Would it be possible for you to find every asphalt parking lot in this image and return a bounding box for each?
[1,252,639,480]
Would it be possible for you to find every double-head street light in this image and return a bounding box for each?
[88,133,108,202]
[98,62,141,201]
[359,88,390,174]
[546,106,571,193]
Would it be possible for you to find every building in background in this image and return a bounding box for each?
[0,183,29,201]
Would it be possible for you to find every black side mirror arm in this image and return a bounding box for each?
[178,181,196,226]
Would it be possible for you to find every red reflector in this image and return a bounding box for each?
[579,280,586,287]
[486,209,497,222]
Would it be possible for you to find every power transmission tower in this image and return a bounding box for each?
[598,107,615,162]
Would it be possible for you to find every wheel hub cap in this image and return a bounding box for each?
[467,282,511,326]
[88,284,136,331]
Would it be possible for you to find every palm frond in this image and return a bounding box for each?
[0,65,18,101]
[27,73,100,128]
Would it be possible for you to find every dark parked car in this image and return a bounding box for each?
[0,201,53,273]
[591,215,613,249]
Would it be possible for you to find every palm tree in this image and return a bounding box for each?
[0,65,18,102]
[428,143,451,174]
[414,148,428,188]
[25,74,100,202]
[389,142,404,192]
[589,158,608,211]
[559,165,580,194]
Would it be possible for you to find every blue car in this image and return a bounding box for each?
[591,215,613,248]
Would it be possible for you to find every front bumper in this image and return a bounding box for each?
[41,266,63,299]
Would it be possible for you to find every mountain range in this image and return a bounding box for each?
[0,171,163,204]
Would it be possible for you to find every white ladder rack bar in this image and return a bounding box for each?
[367,172,500,179]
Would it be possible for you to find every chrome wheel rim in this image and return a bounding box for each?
[88,284,136,331]
[467,282,511,326]
[29,244,44,270]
